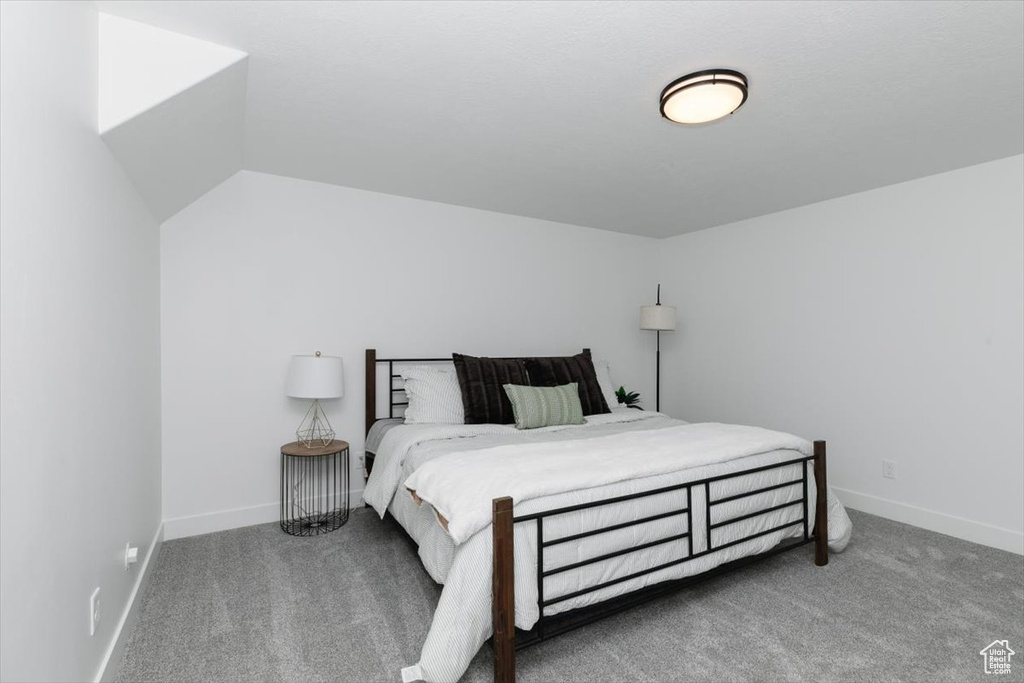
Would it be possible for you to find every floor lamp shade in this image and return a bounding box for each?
[640,305,677,331]
[286,354,344,399]
[286,353,344,447]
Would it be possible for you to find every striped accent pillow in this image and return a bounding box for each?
[401,366,465,424]
[502,383,585,430]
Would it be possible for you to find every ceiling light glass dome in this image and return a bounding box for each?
[660,69,748,125]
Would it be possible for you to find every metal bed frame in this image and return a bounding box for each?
[365,349,828,683]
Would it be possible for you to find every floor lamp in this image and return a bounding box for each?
[640,284,676,413]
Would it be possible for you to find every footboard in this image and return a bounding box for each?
[491,440,828,683]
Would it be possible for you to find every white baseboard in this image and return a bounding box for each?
[832,486,1023,556]
[95,523,164,683]
[163,487,365,541]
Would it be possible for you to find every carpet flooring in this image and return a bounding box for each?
[115,509,1023,683]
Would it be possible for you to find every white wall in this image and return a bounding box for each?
[0,3,163,682]
[160,170,657,537]
[657,155,1024,553]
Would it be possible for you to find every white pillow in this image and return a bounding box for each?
[592,359,620,409]
[401,366,465,424]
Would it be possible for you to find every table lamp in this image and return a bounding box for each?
[285,351,344,448]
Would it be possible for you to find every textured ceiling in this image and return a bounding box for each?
[96,0,1024,238]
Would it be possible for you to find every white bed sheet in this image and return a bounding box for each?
[363,411,852,683]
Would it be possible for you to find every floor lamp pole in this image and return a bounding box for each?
[655,330,661,412]
[641,283,673,415]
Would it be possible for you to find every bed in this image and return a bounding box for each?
[362,349,852,683]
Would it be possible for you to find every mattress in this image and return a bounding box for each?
[378,410,686,584]
[363,410,852,683]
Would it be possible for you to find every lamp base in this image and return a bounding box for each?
[296,399,335,448]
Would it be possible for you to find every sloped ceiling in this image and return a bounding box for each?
[97,1,1024,237]
[99,14,248,221]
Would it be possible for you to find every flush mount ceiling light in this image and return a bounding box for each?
[660,69,748,125]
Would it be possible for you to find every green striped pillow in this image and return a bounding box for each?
[502,383,586,430]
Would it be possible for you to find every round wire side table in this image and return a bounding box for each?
[280,440,350,536]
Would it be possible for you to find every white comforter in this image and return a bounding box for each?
[363,411,853,683]
[405,422,815,545]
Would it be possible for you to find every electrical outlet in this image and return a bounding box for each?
[124,542,139,570]
[89,587,101,636]
[882,460,897,480]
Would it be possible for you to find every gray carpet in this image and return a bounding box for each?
[116,509,1024,683]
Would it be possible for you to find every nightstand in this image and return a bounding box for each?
[280,440,349,536]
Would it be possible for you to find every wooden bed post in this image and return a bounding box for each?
[813,440,828,566]
[492,496,516,683]
[365,349,376,438]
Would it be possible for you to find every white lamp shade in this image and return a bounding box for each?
[640,305,677,331]
[285,355,345,399]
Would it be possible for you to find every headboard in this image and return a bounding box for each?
[364,348,591,436]
[364,349,451,436]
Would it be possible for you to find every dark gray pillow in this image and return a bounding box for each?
[452,354,529,424]
[523,349,611,416]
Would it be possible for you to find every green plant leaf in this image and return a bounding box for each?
[614,386,642,407]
